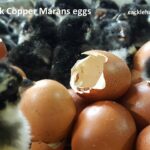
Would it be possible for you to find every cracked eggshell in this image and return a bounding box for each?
[20,79,76,143]
[0,39,7,59]
[133,41,150,72]
[121,81,150,131]
[71,101,136,150]
[70,50,131,101]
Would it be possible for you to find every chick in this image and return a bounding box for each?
[92,18,132,51]
[0,62,31,150]
[120,2,150,47]
[55,0,88,13]
[57,15,92,43]
[50,15,92,87]
[8,36,52,81]
[99,0,119,10]
[34,0,52,10]
[18,15,57,48]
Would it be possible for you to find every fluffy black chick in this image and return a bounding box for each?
[57,15,92,44]
[0,19,10,35]
[18,15,57,49]
[50,43,81,87]
[92,0,119,21]
[99,0,119,11]
[133,0,147,5]
[8,36,52,81]
[0,62,31,150]
[30,15,58,48]
[34,0,58,20]
[120,2,150,47]
[50,15,92,87]
[34,0,52,10]
[95,18,133,50]
[55,0,88,13]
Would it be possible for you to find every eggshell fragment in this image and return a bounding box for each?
[68,89,91,117]
[70,50,131,101]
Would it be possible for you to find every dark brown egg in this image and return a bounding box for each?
[20,79,76,143]
[0,39,7,59]
[133,41,150,72]
[68,89,91,117]
[131,69,143,84]
[136,125,150,150]
[71,101,136,150]
[121,81,150,130]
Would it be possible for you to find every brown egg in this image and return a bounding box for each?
[121,81,150,130]
[136,125,150,150]
[31,142,64,150]
[71,101,136,150]
[0,39,7,59]
[11,65,27,78]
[68,89,91,117]
[20,79,76,143]
[131,69,143,84]
[133,41,150,72]
[70,50,131,101]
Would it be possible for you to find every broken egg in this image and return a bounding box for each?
[70,50,131,101]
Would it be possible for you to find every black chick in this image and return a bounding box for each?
[57,15,92,44]
[99,0,119,11]
[18,15,57,47]
[50,15,92,87]
[120,2,150,47]
[0,62,31,150]
[55,0,88,13]
[34,0,52,10]
[93,0,119,21]
[95,18,133,50]
[34,0,58,20]
[8,36,52,81]
[133,0,147,5]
